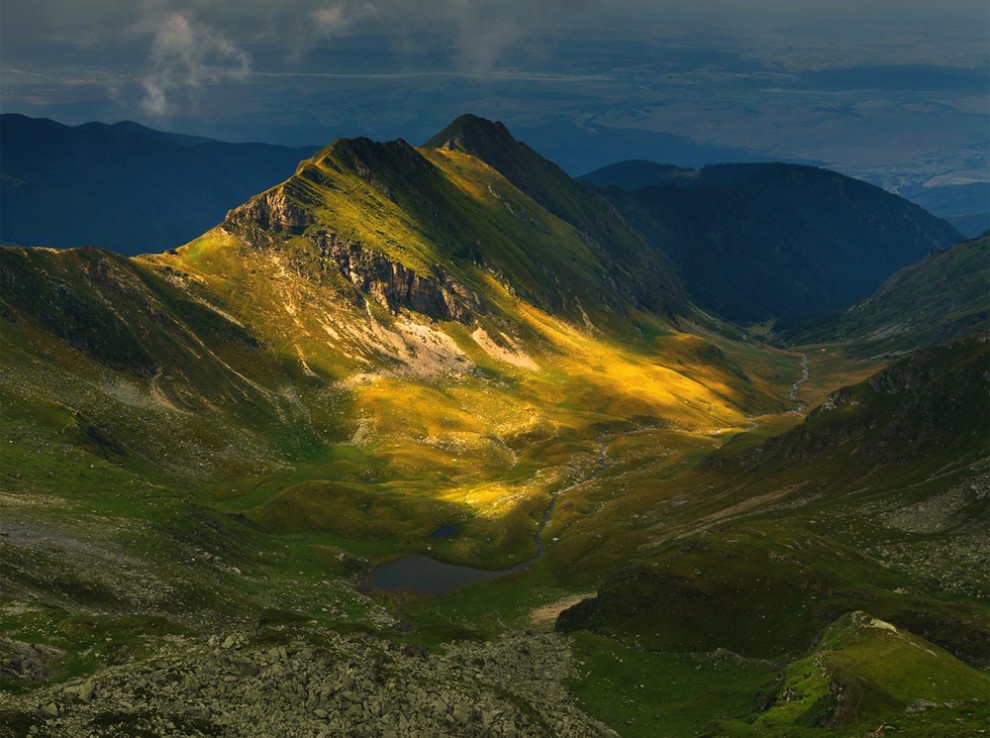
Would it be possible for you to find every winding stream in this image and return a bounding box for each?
[788,353,810,408]
[370,437,610,595]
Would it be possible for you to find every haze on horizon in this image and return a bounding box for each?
[2,0,988,185]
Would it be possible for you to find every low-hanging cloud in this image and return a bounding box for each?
[311,2,380,36]
[386,0,606,73]
[279,2,381,62]
[133,10,251,116]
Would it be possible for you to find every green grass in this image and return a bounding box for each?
[724,611,990,734]
[567,633,777,738]
[0,136,987,738]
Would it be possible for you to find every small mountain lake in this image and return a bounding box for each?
[369,554,524,596]
[371,438,608,595]
[428,525,459,540]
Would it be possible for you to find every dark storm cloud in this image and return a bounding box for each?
[2,0,619,115]
[2,0,987,123]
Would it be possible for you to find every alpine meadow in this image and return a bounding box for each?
[0,104,986,737]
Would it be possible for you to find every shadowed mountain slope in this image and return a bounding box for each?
[586,162,962,325]
[791,234,989,356]
[0,114,317,254]
[586,157,989,239]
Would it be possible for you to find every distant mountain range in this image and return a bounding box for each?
[897,181,990,239]
[0,114,317,254]
[583,160,962,325]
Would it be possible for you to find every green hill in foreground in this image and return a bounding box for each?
[724,611,990,735]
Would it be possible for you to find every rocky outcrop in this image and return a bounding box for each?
[231,188,315,233]
[225,185,481,324]
[0,628,617,738]
[0,637,61,683]
[312,232,480,324]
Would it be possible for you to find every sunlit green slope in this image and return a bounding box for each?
[1,119,792,572]
[1,116,985,738]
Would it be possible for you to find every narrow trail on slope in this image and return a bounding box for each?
[788,353,810,409]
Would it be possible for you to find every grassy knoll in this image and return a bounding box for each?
[568,633,777,738]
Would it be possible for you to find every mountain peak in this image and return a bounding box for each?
[423,114,551,197]
[423,114,515,154]
[426,113,685,315]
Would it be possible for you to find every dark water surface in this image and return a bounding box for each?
[428,525,459,540]
[369,554,517,596]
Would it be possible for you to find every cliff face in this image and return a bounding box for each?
[226,186,481,325]
[312,231,480,324]
[234,188,315,233]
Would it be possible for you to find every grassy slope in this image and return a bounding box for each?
[1,125,986,737]
[791,235,989,357]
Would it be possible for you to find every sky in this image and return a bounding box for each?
[2,1,988,183]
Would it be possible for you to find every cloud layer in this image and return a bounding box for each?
[2,0,987,123]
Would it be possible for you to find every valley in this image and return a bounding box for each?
[0,116,987,738]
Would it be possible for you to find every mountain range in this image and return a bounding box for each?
[583,160,962,325]
[0,114,316,254]
[0,114,986,738]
